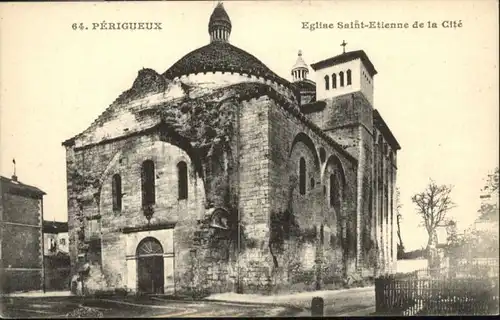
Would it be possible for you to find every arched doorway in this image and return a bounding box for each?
[136,237,164,294]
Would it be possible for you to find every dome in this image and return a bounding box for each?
[163,2,295,95]
[292,50,308,70]
[163,41,291,88]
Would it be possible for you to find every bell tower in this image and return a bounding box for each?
[310,43,379,271]
[311,42,377,106]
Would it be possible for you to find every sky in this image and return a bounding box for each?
[0,0,498,251]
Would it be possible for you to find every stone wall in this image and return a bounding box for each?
[0,194,43,293]
[2,223,42,269]
[65,131,210,294]
[232,97,273,293]
[310,91,378,274]
[44,255,71,291]
[2,194,42,226]
[64,78,381,295]
[266,98,359,291]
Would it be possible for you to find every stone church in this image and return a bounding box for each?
[63,3,400,295]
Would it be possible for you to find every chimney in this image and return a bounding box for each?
[12,158,17,181]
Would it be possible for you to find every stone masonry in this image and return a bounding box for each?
[62,3,400,296]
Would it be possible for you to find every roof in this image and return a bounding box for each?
[293,79,316,92]
[62,68,171,147]
[209,3,231,33]
[43,220,68,233]
[162,41,292,89]
[373,109,401,151]
[0,175,46,198]
[310,50,377,77]
[292,50,308,70]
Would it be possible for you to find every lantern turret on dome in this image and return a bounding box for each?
[291,50,309,82]
[209,2,232,43]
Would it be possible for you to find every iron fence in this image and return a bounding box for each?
[375,277,499,315]
[376,258,499,315]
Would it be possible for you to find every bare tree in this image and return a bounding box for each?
[411,180,455,264]
[395,188,405,259]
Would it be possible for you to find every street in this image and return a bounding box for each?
[266,286,375,316]
[0,286,377,318]
[322,286,375,316]
[0,295,298,318]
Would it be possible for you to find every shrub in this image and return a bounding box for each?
[66,306,104,318]
[291,269,316,286]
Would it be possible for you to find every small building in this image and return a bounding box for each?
[43,220,70,291]
[473,219,497,233]
[43,220,69,255]
[0,174,46,293]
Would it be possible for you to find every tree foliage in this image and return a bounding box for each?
[446,227,499,261]
[444,167,500,262]
[411,180,456,249]
[483,167,499,193]
[478,167,499,222]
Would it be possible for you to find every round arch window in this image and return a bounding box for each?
[136,237,163,257]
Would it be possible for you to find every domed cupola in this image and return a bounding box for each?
[291,50,309,82]
[209,2,232,43]
[163,2,297,101]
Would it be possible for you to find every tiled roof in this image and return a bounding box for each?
[162,41,292,89]
[310,50,377,77]
[294,80,316,92]
[43,220,68,233]
[0,175,46,198]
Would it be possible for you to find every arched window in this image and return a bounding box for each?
[324,75,330,90]
[329,163,345,213]
[299,157,306,195]
[320,224,324,245]
[177,161,188,200]
[339,71,345,87]
[136,237,163,256]
[141,160,155,207]
[112,174,122,212]
[346,69,352,85]
[329,174,335,207]
[332,73,337,89]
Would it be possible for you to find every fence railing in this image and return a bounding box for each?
[375,277,499,316]
[376,258,500,316]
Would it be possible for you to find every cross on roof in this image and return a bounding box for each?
[340,40,347,54]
